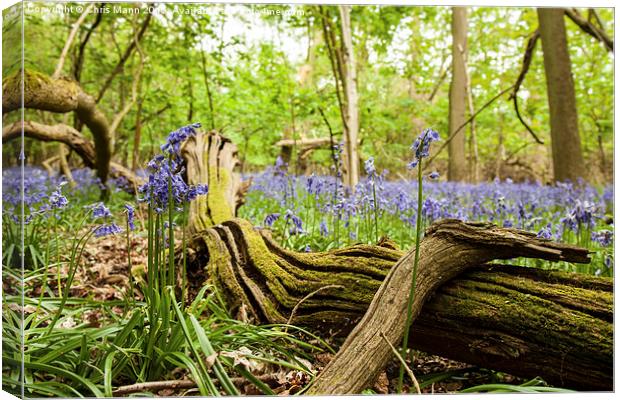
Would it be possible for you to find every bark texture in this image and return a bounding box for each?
[448,7,468,182]
[338,5,360,189]
[181,131,251,234]
[3,69,112,186]
[537,8,586,182]
[184,218,609,391]
[2,121,141,191]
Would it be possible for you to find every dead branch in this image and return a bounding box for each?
[510,29,544,145]
[565,8,613,52]
[52,3,95,79]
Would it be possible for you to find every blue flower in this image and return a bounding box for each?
[364,157,376,178]
[264,213,280,228]
[304,244,311,252]
[591,230,613,247]
[429,171,440,180]
[537,223,553,240]
[319,220,329,237]
[89,202,112,219]
[124,204,136,231]
[408,128,440,169]
[93,223,123,237]
[284,209,304,235]
[160,123,201,157]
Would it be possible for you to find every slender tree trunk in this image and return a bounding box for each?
[339,5,360,189]
[448,7,468,182]
[537,8,587,182]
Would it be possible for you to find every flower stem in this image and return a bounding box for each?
[397,159,424,393]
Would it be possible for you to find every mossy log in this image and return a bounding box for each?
[3,69,112,186]
[184,218,611,391]
[2,120,141,191]
[181,130,251,233]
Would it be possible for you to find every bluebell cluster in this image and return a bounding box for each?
[138,123,208,213]
[248,166,614,248]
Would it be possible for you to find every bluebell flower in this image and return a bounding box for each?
[319,220,329,237]
[160,123,201,157]
[591,230,613,247]
[284,209,304,235]
[304,244,311,252]
[89,202,112,219]
[124,204,136,231]
[429,171,440,180]
[408,128,440,169]
[264,213,280,228]
[537,223,553,240]
[93,223,123,237]
[364,157,376,178]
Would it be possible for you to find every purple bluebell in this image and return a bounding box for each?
[124,204,136,231]
[319,220,329,236]
[408,128,440,169]
[537,223,553,240]
[90,202,112,219]
[264,213,280,228]
[93,223,123,237]
[591,230,613,247]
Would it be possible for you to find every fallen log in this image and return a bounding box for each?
[179,130,611,391]
[184,219,611,391]
[2,120,143,192]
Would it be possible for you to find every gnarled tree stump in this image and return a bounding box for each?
[183,219,611,391]
[181,131,251,234]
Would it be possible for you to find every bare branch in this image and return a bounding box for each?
[52,3,95,79]
[565,8,613,52]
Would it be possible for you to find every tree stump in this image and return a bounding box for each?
[183,219,610,391]
[181,130,251,234]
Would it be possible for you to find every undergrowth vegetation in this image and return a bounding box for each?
[2,125,610,396]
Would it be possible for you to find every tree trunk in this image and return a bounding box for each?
[3,69,112,187]
[183,218,609,391]
[338,5,360,189]
[537,8,587,182]
[448,7,468,182]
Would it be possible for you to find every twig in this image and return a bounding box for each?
[380,331,421,395]
[510,29,544,145]
[425,85,515,169]
[565,8,613,52]
[52,3,95,79]
[112,374,277,396]
[286,284,343,326]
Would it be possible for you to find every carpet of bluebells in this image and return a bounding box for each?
[240,160,614,277]
[2,158,614,278]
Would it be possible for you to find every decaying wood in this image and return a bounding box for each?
[2,120,142,191]
[306,220,590,394]
[184,218,610,391]
[180,131,251,234]
[3,70,112,186]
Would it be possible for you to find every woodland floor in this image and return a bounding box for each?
[8,231,530,395]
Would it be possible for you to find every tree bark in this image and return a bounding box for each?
[180,131,251,234]
[2,121,140,191]
[537,8,587,182]
[448,7,468,182]
[3,70,112,186]
[183,218,608,391]
[338,5,360,189]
